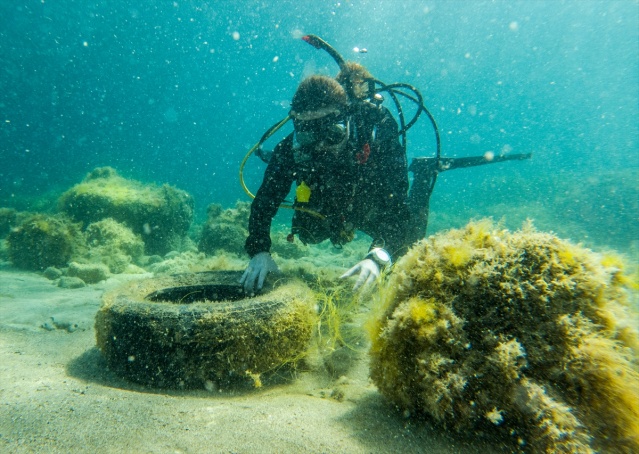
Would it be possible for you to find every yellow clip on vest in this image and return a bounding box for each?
[296,181,311,203]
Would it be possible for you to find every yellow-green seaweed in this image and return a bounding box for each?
[6,214,84,270]
[58,167,193,255]
[369,219,639,453]
[84,218,145,273]
[198,202,250,256]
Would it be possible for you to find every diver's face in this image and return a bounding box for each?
[292,108,349,158]
[351,77,369,99]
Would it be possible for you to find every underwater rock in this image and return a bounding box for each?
[145,255,164,265]
[146,251,207,275]
[198,202,308,259]
[41,316,80,333]
[164,250,180,259]
[198,202,250,256]
[58,167,194,255]
[6,214,83,271]
[198,201,308,259]
[58,276,86,289]
[369,219,639,454]
[43,266,63,280]
[67,262,109,284]
[104,253,131,274]
[85,218,144,257]
[0,208,31,239]
[0,208,18,238]
[123,263,147,274]
[84,218,145,273]
[271,230,308,260]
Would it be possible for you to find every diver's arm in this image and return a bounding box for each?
[245,136,295,257]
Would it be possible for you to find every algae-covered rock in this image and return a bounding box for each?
[58,276,86,289]
[0,208,18,238]
[6,214,83,270]
[1,208,32,241]
[198,201,308,259]
[67,261,109,284]
[86,218,144,257]
[198,202,250,256]
[43,266,63,280]
[270,229,308,260]
[58,167,194,255]
[369,219,639,454]
[84,218,145,273]
[198,202,308,259]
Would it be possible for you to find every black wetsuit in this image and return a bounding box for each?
[245,102,411,260]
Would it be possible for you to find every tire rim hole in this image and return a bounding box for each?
[145,284,247,304]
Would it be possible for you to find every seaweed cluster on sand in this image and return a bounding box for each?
[198,202,251,256]
[5,214,83,270]
[59,166,193,255]
[2,167,197,277]
[368,219,639,453]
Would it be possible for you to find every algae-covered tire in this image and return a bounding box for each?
[95,271,317,389]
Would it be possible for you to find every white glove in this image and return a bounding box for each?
[240,252,280,295]
[340,258,380,291]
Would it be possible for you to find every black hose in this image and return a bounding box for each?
[373,81,441,163]
[373,79,408,152]
[379,83,424,133]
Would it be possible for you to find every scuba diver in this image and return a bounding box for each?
[240,35,531,294]
[241,72,410,294]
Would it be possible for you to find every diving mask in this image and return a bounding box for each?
[292,112,349,149]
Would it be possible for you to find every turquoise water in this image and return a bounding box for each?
[1,3,638,452]
[1,0,637,251]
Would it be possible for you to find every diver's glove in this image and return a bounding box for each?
[341,258,380,291]
[240,252,280,295]
[341,248,392,292]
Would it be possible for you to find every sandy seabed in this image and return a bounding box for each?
[0,265,507,454]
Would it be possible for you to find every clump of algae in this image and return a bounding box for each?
[368,219,639,453]
[6,214,84,270]
[58,166,194,255]
[309,276,366,377]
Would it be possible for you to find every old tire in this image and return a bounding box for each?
[95,271,317,389]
